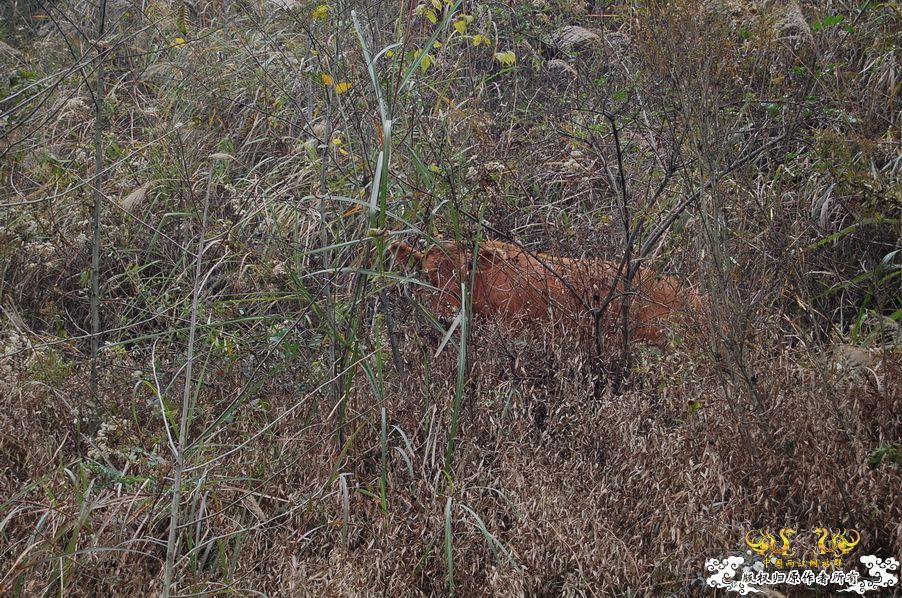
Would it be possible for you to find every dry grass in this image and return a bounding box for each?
[3,317,900,595]
[1,0,900,595]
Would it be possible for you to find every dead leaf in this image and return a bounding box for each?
[119,182,153,213]
[553,25,600,51]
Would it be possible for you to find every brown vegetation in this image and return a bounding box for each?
[0,0,899,595]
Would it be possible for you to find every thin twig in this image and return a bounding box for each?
[88,0,107,437]
[162,154,216,597]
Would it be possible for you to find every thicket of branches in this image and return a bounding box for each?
[1,0,900,595]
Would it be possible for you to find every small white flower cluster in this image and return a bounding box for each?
[88,416,130,462]
[561,150,587,175]
[0,330,26,396]
[100,343,137,371]
[16,215,39,238]
[226,183,249,219]
[22,240,57,270]
[54,97,89,122]
[466,161,506,181]
[0,331,25,361]
[73,148,89,168]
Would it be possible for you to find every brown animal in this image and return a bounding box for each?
[390,239,702,345]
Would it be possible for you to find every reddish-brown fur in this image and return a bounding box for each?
[390,239,702,345]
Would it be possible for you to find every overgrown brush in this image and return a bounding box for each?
[0,0,899,595]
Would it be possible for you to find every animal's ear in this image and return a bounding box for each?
[422,243,459,277]
[388,240,422,266]
[472,242,508,267]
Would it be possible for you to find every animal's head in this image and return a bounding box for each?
[387,240,422,266]
[390,240,517,310]
[388,240,470,307]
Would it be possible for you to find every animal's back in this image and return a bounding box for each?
[390,238,700,345]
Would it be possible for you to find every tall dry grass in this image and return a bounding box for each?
[0,0,900,595]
